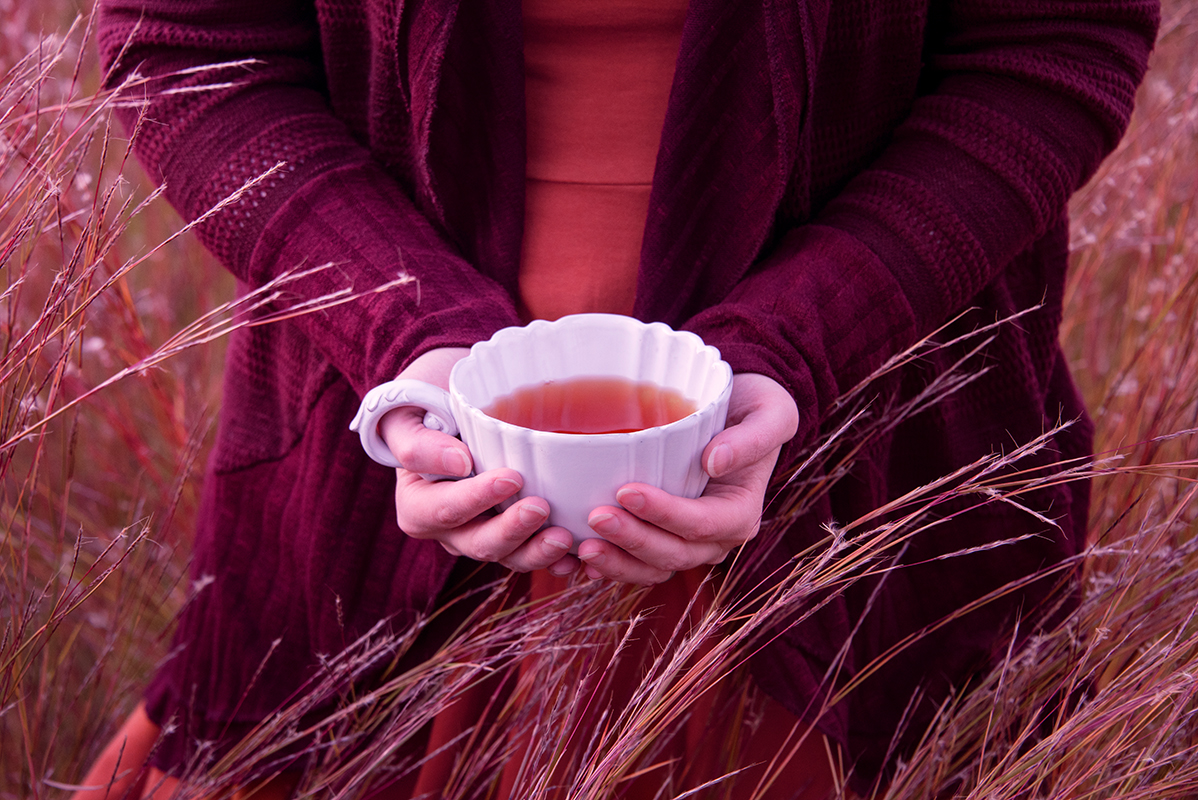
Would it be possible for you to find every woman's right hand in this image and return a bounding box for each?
[377,348,581,576]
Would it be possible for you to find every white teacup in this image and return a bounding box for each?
[351,313,733,548]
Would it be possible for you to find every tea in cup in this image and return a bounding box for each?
[351,313,733,548]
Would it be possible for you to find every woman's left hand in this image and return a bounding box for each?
[577,373,799,584]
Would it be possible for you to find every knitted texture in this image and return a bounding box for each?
[96,0,1158,789]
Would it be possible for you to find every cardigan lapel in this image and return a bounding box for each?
[636,0,830,326]
[397,0,461,204]
[397,0,830,308]
[398,0,526,292]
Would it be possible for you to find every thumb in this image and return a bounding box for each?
[703,374,798,478]
[379,406,473,477]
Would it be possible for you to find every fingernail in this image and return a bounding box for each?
[577,550,602,563]
[518,502,548,526]
[615,487,644,512]
[442,447,471,476]
[706,443,733,477]
[494,476,522,497]
[588,513,618,536]
[584,566,605,581]
[541,533,570,551]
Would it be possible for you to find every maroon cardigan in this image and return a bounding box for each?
[97,0,1157,789]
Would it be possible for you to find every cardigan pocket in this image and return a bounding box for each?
[210,318,341,474]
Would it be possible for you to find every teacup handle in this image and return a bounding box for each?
[350,379,460,469]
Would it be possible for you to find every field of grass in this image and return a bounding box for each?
[2,2,1196,798]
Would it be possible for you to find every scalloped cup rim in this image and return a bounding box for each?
[448,313,733,436]
[452,383,733,441]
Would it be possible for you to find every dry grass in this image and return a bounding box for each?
[2,2,1197,799]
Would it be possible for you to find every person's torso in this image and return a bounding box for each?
[316,0,926,308]
[517,0,688,320]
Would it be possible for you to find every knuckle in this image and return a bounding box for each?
[471,540,505,562]
[391,441,421,468]
[617,528,651,554]
[389,433,437,470]
[435,500,474,528]
[685,518,721,543]
[395,481,481,534]
[646,507,680,532]
[474,528,525,563]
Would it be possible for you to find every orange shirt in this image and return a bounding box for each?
[518,0,688,321]
[500,10,833,800]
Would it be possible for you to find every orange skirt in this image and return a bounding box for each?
[397,569,837,800]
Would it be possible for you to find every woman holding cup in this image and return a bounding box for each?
[76,0,1158,797]
[369,322,788,586]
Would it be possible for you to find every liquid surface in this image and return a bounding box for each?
[483,376,696,434]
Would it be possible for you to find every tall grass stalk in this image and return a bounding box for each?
[0,13,408,798]
[3,2,1197,799]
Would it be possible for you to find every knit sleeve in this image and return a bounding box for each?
[684,0,1158,448]
[96,0,522,395]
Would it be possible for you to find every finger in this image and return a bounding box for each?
[498,526,580,574]
[379,405,473,477]
[439,508,573,571]
[585,506,728,572]
[575,535,678,585]
[396,469,580,572]
[609,480,766,545]
[437,498,553,563]
[545,553,582,577]
[394,468,525,536]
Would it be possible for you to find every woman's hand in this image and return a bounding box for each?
[576,373,799,585]
[378,348,581,576]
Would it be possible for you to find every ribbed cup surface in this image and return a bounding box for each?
[449,314,732,546]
